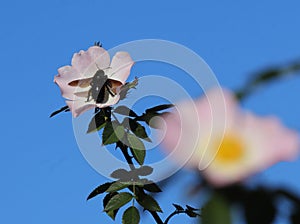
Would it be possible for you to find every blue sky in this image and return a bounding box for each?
[1,0,300,223]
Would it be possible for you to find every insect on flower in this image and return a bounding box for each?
[53,45,135,117]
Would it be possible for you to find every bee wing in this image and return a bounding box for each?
[68,77,92,88]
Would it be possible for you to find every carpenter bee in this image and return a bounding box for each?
[86,68,118,104]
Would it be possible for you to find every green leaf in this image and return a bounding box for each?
[87,182,112,200]
[86,110,107,133]
[106,181,131,193]
[136,193,162,212]
[114,106,138,117]
[127,118,151,142]
[202,194,231,224]
[172,204,184,211]
[145,104,174,113]
[119,77,139,100]
[110,169,130,179]
[143,181,162,193]
[102,121,125,145]
[103,192,119,220]
[127,133,146,165]
[122,206,140,224]
[136,166,153,176]
[104,192,133,212]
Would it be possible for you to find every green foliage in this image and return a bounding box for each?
[122,206,140,224]
[114,106,138,117]
[127,133,146,165]
[104,192,133,212]
[103,192,119,220]
[136,193,162,212]
[102,121,125,145]
[87,182,112,200]
[86,110,107,133]
[202,194,231,224]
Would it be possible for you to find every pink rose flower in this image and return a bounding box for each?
[54,46,134,117]
[162,87,300,187]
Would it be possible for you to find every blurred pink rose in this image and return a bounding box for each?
[161,87,300,187]
[54,46,134,117]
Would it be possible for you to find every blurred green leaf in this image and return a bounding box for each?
[243,189,276,224]
[87,182,112,200]
[290,206,300,224]
[122,206,140,224]
[104,192,133,212]
[202,194,231,224]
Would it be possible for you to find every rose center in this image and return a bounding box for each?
[214,134,244,163]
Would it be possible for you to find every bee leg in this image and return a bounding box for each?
[106,85,116,97]
[86,89,92,102]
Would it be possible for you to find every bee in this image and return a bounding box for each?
[86,69,117,104]
[68,64,121,104]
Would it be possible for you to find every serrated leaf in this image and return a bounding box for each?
[136,193,162,212]
[86,111,106,133]
[119,77,138,100]
[103,192,119,220]
[202,194,231,224]
[104,192,133,212]
[114,106,138,117]
[145,104,174,113]
[143,181,162,193]
[87,182,113,200]
[128,119,151,142]
[136,166,153,176]
[122,206,140,224]
[110,169,130,179]
[172,203,184,211]
[102,121,125,145]
[106,181,131,193]
[127,133,146,165]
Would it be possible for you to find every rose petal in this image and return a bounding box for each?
[107,52,134,84]
[71,46,110,78]
[66,100,96,118]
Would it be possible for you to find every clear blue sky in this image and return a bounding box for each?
[1,1,300,223]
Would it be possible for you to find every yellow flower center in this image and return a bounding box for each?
[214,134,245,163]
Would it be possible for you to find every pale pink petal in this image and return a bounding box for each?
[54,66,79,100]
[71,46,110,78]
[107,52,134,84]
[66,100,96,118]
[95,94,121,108]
